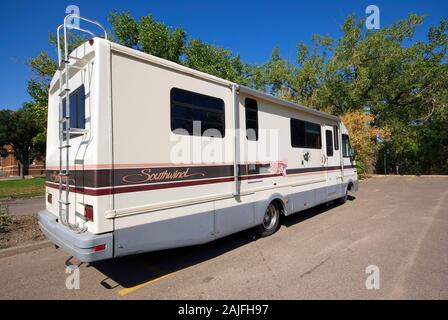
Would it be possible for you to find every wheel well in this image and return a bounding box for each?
[271,198,286,216]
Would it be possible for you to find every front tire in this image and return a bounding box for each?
[257,202,281,237]
[338,187,348,204]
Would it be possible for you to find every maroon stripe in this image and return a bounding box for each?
[46,173,284,196]
[45,165,356,196]
[239,173,283,180]
[46,177,236,196]
[46,182,113,196]
[113,177,236,194]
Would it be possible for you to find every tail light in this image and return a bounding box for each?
[47,193,52,204]
[84,205,94,222]
[93,244,106,252]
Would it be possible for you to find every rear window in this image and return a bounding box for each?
[62,85,85,139]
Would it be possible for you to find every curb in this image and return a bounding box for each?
[0,240,52,259]
[0,196,45,205]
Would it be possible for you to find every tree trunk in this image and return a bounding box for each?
[17,149,30,179]
[18,160,24,179]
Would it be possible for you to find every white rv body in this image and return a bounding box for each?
[38,37,358,262]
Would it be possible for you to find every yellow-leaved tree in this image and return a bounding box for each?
[341,111,390,177]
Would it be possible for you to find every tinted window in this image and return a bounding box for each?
[245,98,258,141]
[290,118,306,147]
[290,118,322,149]
[342,134,351,157]
[171,88,225,137]
[326,130,334,157]
[333,125,339,150]
[62,85,85,139]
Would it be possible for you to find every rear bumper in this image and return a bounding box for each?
[38,210,113,262]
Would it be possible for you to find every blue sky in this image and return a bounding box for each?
[0,0,446,110]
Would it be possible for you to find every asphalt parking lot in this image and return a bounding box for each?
[0,176,447,299]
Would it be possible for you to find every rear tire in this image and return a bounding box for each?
[257,202,281,237]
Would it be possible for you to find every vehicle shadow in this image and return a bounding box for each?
[91,196,355,290]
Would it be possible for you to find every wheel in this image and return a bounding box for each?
[257,202,281,237]
[338,187,348,204]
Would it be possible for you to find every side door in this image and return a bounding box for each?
[324,125,340,200]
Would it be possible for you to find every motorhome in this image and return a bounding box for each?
[38,15,358,262]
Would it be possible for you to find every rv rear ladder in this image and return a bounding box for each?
[56,14,107,232]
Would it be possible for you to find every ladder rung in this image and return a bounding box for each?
[68,55,87,62]
[59,117,70,123]
[58,88,71,97]
[59,144,71,149]
[70,128,88,134]
[75,212,87,221]
[58,172,70,177]
[69,56,90,69]
[58,201,71,205]
[58,60,69,71]
[58,57,88,72]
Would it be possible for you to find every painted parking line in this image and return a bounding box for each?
[117,263,196,296]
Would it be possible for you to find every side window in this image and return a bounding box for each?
[62,85,85,139]
[290,118,305,147]
[305,122,322,149]
[326,130,334,157]
[333,125,339,150]
[245,98,258,141]
[170,88,225,138]
[290,118,322,149]
[342,134,351,157]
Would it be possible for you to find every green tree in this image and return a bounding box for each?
[22,10,448,176]
[109,11,186,62]
[273,14,447,174]
[108,11,250,84]
[25,32,86,150]
[183,39,250,84]
[0,107,42,178]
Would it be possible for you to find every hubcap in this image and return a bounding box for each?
[263,204,278,230]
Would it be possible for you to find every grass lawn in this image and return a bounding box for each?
[0,178,46,199]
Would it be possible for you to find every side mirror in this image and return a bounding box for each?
[350,148,356,160]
